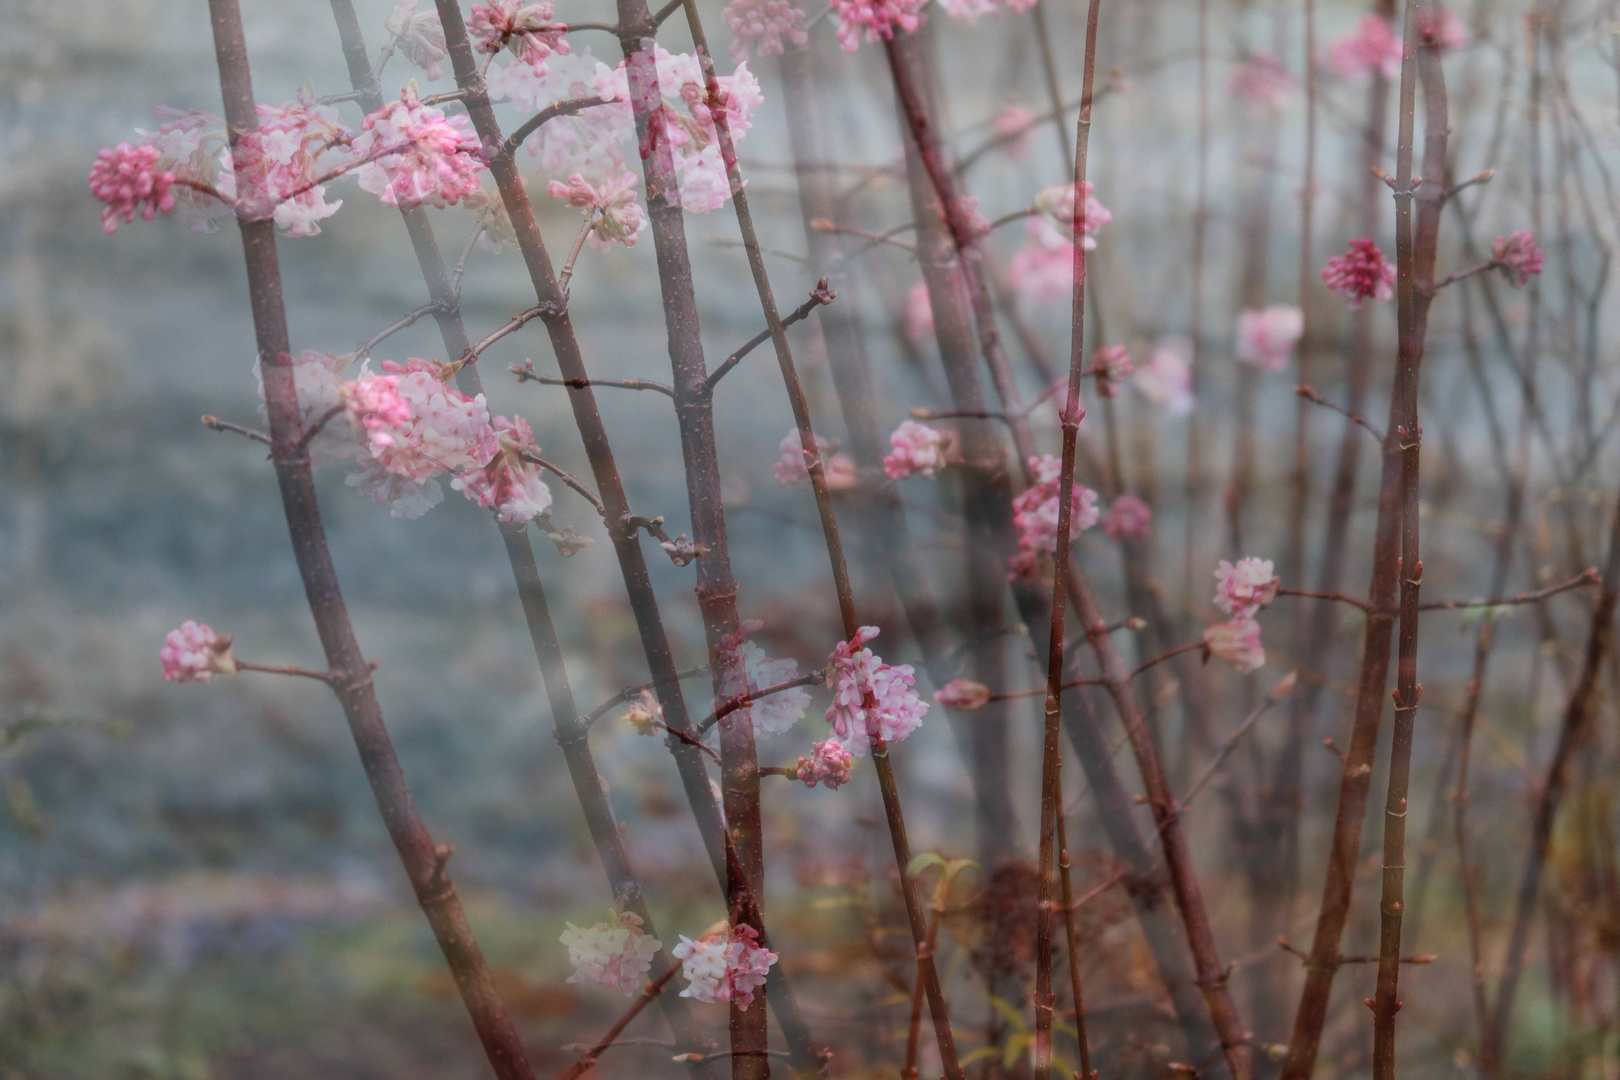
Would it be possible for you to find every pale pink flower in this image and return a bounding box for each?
[673,923,778,1008]
[1204,616,1266,674]
[161,621,237,683]
[488,50,633,183]
[883,420,952,480]
[938,0,1037,23]
[356,359,500,512]
[904,279,934,344]
[1134,337,1195,415]
[341,371,413,458]
[993,103,1037,161]
[797,739,854,789]
[1322,237,1395,308]
[1329,16,1404,79]
[590,47,764,213]
[354,88,485,209]
[255,350,367,466]
[1090,344,1133,398]
[231,92,352,235]
[132,107,236,233]
[832,0,927,52]
[1101,493,1153,541]
[1235,305,1304,372]
[450,415,554,524]
[1418,5,1467,51]
[826,453,858,491]
[624,689,662,735]
[385,1,449,81]
[1214,556,1280,617]
[1033,181,1112,247]
[1228,50,1297,108]
[717,623,811,737]
[547,170,647,250]
[1008,216,1077,307]
[722,0,808,60]
[1011,454,1100,556]
[772,428,839,486]
[934,678,991,711]
[1492,230,1544,289]
[826,626,928,755]
[469,0,569,74]
[560,909,662,996]
[88,142,176,234]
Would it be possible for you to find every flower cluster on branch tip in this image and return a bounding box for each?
[1203,557,1281,674]
[1008,454,1100,582]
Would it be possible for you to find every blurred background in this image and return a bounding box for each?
[3,0,1618,1076]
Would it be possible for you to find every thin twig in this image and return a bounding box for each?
[556,965,680,1080]
[235,659,337,682]
[201,414,271,445]
[1418,568,1599,611]
[694,673,825,735]
[511,360,675,398]
[704,280,836,390]
[499,96,615,160]
[583,666,711,727]
[357,299,444,358]
[1177,673,1297,812]
[518,450,607,515]
[1295,384,1384,442]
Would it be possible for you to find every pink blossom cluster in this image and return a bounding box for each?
[1322,237,1395,308]
[1034,181,1112,248]
[1228,50,1297,108]
[883,420,952,480]
[1101,493,1153,541]
[825,627,928,754]
[717,620,812,737]
[772,429,856,490]
[938,0,1037,24]
[933,678,991,711]
[560,909,662,996]
[1329,16,1405,79]
[88,143,176,234]
[797,739,855,789]
[672,923,778,1008]
[831,0,927,52]
[160,621,238,682]
[1492,230,1544,289]
[590,46,765,213]
[547,171,648,250]
[1235,305,1304,372]
[132,107,234,232]
[1012,453,1100,553]
[904,280,934,344]
[469,0,569,75]
[230,92,352,236]
[353,88,486,209]
[450,416,555,524]
[486,50,634,184]
[385,1,449,81]
[721,0,809,60]
[1090,344,1133,398]
[1204,616,1266,674]
[1215,557,1280,617]
[1133,338,1195,414]
[341,371,413,453]
[993,103,1037,161]
[1008,217,1079,307]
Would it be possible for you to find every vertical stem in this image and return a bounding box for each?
[1056,798,1095,1080]
[205,3,536,1077]
[1185,0,1210,598]
[1035,3,1102,1072]
[1370,2,1446,1074]
[323,2,705,1052]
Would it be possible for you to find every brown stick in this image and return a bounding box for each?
[206,4,536,1076]
[558,965,680,1080]
[1370,4,1447,1073]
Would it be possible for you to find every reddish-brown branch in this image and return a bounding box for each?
[498,96,615,160]
[234,659,338,682]
[556,965,681,1080]
[1295,384,1385,443]
[208,3,537,1075]
[201,414,271,445]
[1418,569,1599,611]
[511,361,676,398]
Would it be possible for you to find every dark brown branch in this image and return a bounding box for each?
[1295,384,1384,442]
[556,965,680,1080]
[703,279,836,390]
[511,360,675,398]
[499,96,615,162]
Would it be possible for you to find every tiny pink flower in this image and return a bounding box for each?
[993,103,1038,161]
[934,678,992,711]
[1214,556,1280,617]
[450,415,554,524]
[385,1,449,81]
[1329,15,1404,80]
[354,88,486,209]
[161,621,237,683]
[717,624,811,737]
[1090,344,1133,399]
[832,0,927,52]
[1134,338,1195,415]
[883,420,952,480]
[89,142,177,234]
[721,0,808,60]
[469,0,569,74]
[1006,539,1040,582]
[772,428,833,486]
[1009,217,1077,307]
[1235,305,1304,372]
[546,170,647,250]
[904,279,934,344]
[826,627,928,754]
[673,923,778,1008]
[1227,50,1297,108]
[797,739,855,789]
[1492,230,1544,289]
[1322,237,1395,308]
[1011,454,1100,556]
[1204,616,1266,674]
[560,909,662,996]
[1034,181,1112,247]
[1101,493,1153,541]
[341,371,413,452]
